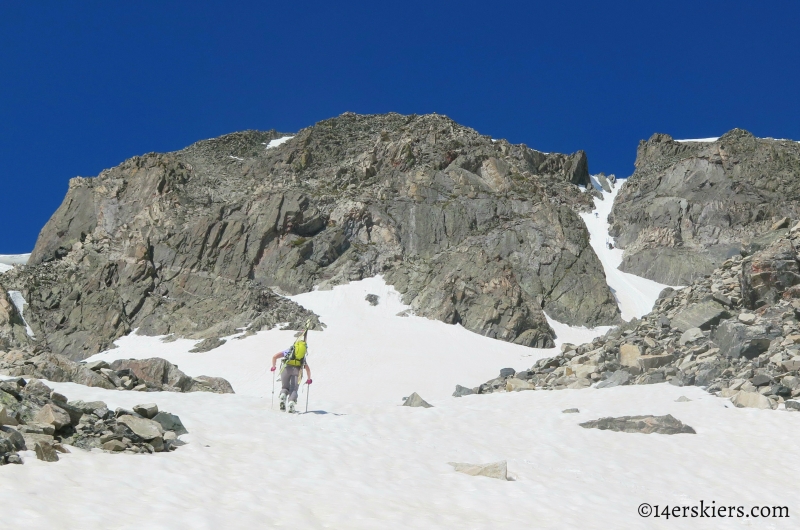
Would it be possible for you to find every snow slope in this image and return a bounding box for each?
[82,277,609,405]
[580,181,675,320]
[2,191,798,529]
[4,377,799,529]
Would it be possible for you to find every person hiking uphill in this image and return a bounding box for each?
[271,329,312,413]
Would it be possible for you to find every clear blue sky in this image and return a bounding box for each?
[2,1,799,253]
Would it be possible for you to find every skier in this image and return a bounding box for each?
[271,329,312,413]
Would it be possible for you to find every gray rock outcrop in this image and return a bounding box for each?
[5,113,620,359]
[579,415,696,435]
[609,129,800,285]
[402,392,433,408]
[472,231,800,412]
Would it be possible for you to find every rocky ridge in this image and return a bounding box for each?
[609,129,800,285]
[4,112,621,359]
[1,377,187,465]
[469,224,800,412]
[0,351,234,394]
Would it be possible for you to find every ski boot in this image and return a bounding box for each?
[288,401,296,414]
[279,394,287,411]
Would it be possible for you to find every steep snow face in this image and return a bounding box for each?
[579,181,675,321]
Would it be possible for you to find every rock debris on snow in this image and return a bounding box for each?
[448,460,508,480]
[0,378,188,465]
[0,353,234,394]
[579,415,696,435]
[402,392,433,408]
[471,231,800,412]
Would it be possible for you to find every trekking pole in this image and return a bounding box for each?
[305,382,310,413]
[271,369,276,409]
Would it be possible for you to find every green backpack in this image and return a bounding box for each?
[285,340,307,367]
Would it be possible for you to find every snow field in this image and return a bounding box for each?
[3,373,798,529]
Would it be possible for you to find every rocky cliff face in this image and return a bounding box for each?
[6,112,620,359]
[609,129,800,285]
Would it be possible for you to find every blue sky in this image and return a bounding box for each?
[1,1,799,253]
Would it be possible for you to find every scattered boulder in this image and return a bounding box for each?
[152,412,188,436]
[679,327,703,346]
[505,378,535,392]
[731,391,777,410]
[117,415,164,441]
[34,441,59,462]
[22,379,53,398]
[738,313,757,324]
[562,408,580,413]
[751,374,772,387]
[84,360,110,371]
[618,343,642,368]
[671,301,729,332]
[595,370,631,389]
[0,405,18,426]
[365,294,380,306]
[785,400,800,411]
[713,321,776,359]
[579,415,696,435]
[102,440,126,452]
[638,354,674,371]
[675,396,692,402]
[133,403,159,419]
[34,404,72,431]
[452,385,475,397]
[448,460,508,480]
[190,376,235,394]
[1,425,26,451]
[499,368,515,378]
[402,393,433,408]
